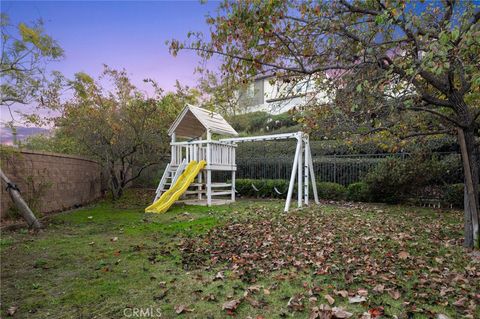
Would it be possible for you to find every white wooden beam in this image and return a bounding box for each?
[304,136,309,205]
[285,135,302,212]
[220,132,300,143]
[297,133,303,208]
[308,143,320,204]
[206,129,212,206]
[231,171,235,201]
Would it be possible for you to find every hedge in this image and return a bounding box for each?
[443,183,464,208]
[235,179,290,198]
[234,178,467,208]
[235,179,347,201]
[347,182,371,202]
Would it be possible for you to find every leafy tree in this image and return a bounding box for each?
[40,66,193,199]
[171,0,480,248]
[0,13,63,123]
[21,131,82,155]
[196,69,246,116]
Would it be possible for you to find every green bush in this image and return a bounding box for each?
[438,154,463,184]
[228,111,269,133]
[316,182,346,200]
[235,179,290,198]
[228,111,298,134]
[235,179,347,201]
[444,183,464,208]
[347,182,371,202]
[365,153,445,203]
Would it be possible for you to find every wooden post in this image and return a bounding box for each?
[197,138,203,200]
[171,133,176,165]
[0,169,42,229]
[308,143,320,204]
[304,136,309,205]
[458,128,479,248]
[285,135,302,212]
[206,130,212,206]
[231,170,236,202]
[298,132,303,208]
[231,145,236,202]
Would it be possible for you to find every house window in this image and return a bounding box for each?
[246,83,255,98]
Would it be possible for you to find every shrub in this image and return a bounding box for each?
[235,179,347,201]
[365,153,445,203]
[235,179,290,198]
[228,111,269,133]
[438,154,463,184]
[347,182,371,202]
[316,182,346,200]
[444,183,464,208]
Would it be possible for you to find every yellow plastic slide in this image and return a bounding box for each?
[145,160,206,214]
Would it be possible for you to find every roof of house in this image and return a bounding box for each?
[168,104,238,138]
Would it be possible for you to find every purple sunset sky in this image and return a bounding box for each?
[0,0,221,126]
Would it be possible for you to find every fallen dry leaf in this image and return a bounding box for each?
[348,295,366,304]
[398,251,410,260]
[248,285,261,293]
[388,290,401,300]
[287,295,305,312]
[332,306,353,318]
[214,271,224,281]
[310,304,332,319]
[7,306,17,316]
[203,293,216,301]
[324,294,335,305]
[245,296,263,308]
[452,297,467,307]
[368,307,384,318]
[174,304,193,314]
[357,288,368,297]
[372,284,384,293]
[334,290,348,298]
[222,299,241,312]
[360,312,372,319]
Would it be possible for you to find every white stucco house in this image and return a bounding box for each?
[237,74,329,114]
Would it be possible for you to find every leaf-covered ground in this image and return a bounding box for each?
[1,189,478,318]
[182,203,479,318]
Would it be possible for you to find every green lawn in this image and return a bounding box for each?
[1,190,478,318]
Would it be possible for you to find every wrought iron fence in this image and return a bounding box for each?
[235,152,461,186]
[141,152,461,188]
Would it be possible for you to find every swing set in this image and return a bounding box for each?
[145,104,319,214]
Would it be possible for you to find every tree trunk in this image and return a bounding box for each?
[109,166,125,200]
[457,127,479,249]
[0,169,42,230]
[109,167,119,200]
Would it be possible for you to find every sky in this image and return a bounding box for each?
[0,0,221,129]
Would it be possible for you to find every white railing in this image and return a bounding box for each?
[170,141,236,170]
[210,143,236,167]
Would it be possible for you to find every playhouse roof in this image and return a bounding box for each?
[168,104,238,138]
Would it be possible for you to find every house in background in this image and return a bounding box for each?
[237,74,329,115]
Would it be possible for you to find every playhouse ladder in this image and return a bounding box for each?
[153,159,188,202]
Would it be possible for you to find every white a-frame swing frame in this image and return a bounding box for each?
[221,131,319,212]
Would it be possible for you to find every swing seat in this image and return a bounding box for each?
[251,183,261,192]
[274,186,287,195]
